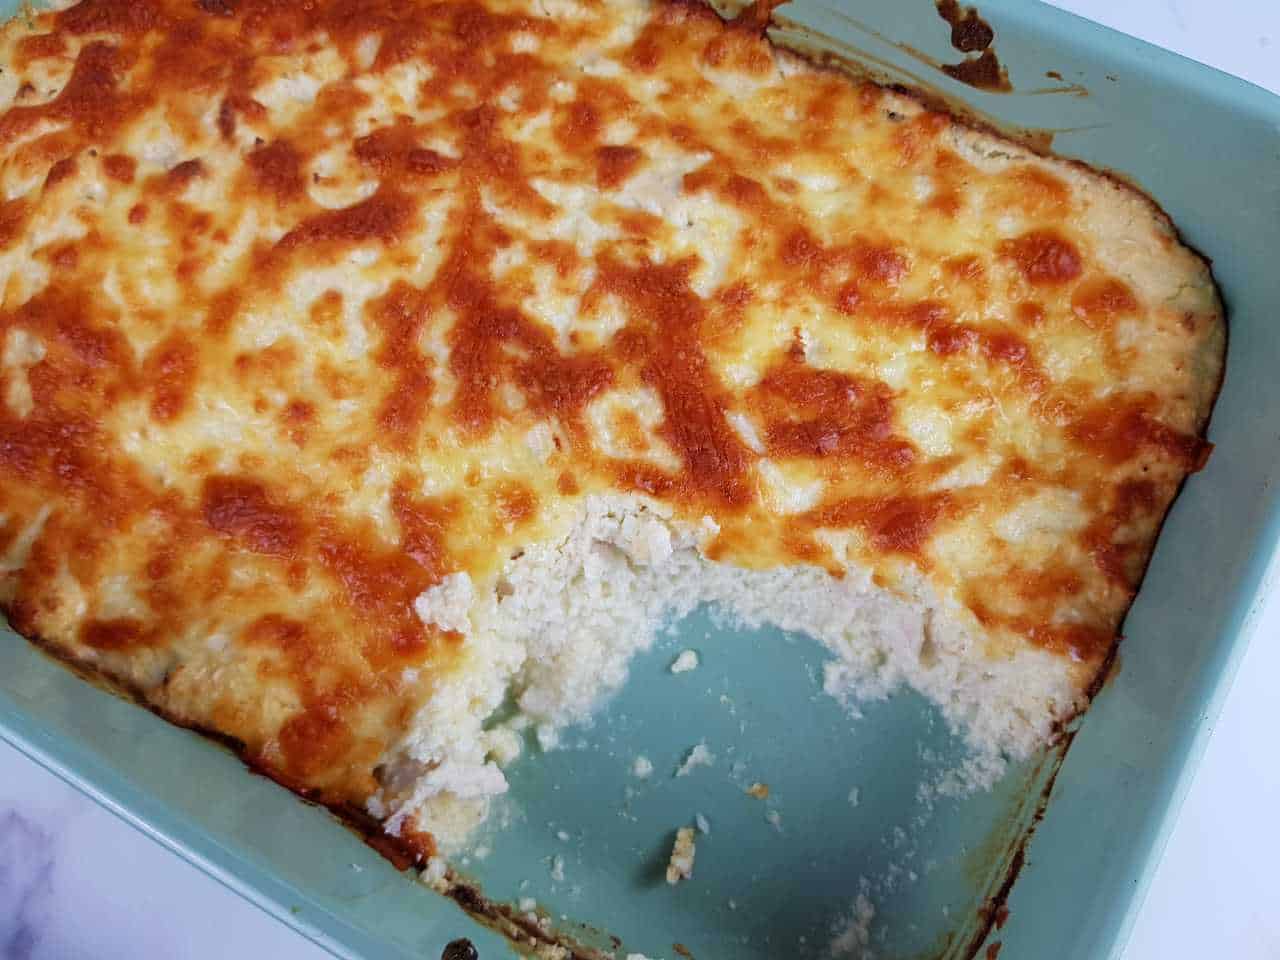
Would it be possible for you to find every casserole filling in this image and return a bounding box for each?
[0,0,1223,856]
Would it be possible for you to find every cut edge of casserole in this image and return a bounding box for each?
[0,0,1224,862]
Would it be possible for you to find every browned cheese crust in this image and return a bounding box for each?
[0,0,1224,815]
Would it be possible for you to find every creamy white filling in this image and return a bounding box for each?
[376,494,1081,848]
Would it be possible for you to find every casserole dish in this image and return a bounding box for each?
[1,1,1277,957]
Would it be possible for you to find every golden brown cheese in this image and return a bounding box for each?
[0,0,1223,824]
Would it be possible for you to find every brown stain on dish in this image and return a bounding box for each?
[441,939,479,960]
[944,634,1127,959]
[948,729,1075,960]
[1023,79,1090,97]
[446,880,614,960]
[933,1,1009,92]
[940,49,1008,92]
[935,0,993,53]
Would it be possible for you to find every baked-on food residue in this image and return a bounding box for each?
[0,0,1222,863]
[936,0,994,53]
[442,938,480,960]
[935,0,1011,92]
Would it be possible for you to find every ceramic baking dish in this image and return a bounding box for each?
[2,1,1278,957]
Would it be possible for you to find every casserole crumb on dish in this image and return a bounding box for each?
[0,0,1222,860]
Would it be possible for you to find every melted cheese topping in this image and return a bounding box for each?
[0,0,1223,816]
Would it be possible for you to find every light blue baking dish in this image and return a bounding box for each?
[2,2,1278,958]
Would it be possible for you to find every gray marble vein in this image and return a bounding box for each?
[0,811,55,960]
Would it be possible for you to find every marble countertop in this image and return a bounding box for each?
[2,2,1278,958]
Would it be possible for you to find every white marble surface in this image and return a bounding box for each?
[1,2,1278,959]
